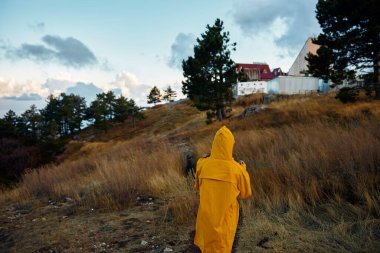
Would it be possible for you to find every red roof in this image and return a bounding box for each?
[260,73,276,80]
[236,63,270,73]
[236,63,275,81]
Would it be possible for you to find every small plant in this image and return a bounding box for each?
[335,87,358,103]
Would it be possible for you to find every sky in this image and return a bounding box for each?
[0,0,321,116]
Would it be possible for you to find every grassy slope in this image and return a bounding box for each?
[1,93,380,252]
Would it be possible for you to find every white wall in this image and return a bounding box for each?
[235,81,267,96]
[267,76,320,94]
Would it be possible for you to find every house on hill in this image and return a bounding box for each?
[236,62,283,82]
[233,62,285,97]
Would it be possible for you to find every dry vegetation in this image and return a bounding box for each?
[2,93,380,252]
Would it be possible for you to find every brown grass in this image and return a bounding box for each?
[10,140,188,210]
[3,93,380,251]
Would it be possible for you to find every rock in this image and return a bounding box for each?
[141,240,148,246]
[163,247,173,252]
[65,197,74,202]
[241,104,265,118]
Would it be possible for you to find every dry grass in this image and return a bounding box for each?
[2,93,380,251]
[232,121,380,214]
[9,139,188,210]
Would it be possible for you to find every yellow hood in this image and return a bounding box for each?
[210,126,235,161]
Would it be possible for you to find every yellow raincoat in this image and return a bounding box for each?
[194,126,252,253]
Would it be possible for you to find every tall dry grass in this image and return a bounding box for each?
[3,94,380,238]
[234,122,380,213]
[9,139,192,210]
[190,95,380,216]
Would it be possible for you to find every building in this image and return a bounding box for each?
[233,76,330,98]
[267,76,329,94]
[236,62,283,81]
[232,81,267,97]
[288,38,320,76]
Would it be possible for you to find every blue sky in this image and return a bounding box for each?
[0,0,320,115]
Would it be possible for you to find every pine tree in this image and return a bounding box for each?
[20,105,43,142]
[182,18,237,121]
[163,86,177,102]
[308,0,380,98]
[147,86,162,105]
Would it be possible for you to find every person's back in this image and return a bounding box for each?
[194,126,252,253]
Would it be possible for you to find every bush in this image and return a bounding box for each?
[335,87,359,103]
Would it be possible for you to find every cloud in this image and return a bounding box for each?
[28,21,45,32]
[232,0,320,53]
[5,35,98,68]
[100,58,113,71]
[3,93,42,101]
[41,78,103,104]
[109,71,150,105]
[167,33,196,69]
[66,82,103,104]
[3,93,43,101]
[42,78,76,95]
[0,77,49,98]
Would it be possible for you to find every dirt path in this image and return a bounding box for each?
[0,196,199,253]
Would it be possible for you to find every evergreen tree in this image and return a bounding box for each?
[163,86,177,102]
[308,0,380,97]
[86,91,115,131]
[0,110,18,138]
[59,93,87,135]
[306,45,334,82]
[40,95,61,138]
[20,105,43,143]
[127,99,144,128]
[182,18,237,121]
[147,86,162,105]
[87,97,107,130]
[104,91,116,120]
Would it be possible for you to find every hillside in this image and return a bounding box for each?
[1,93,380,252]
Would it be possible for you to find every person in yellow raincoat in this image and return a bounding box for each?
[194,126,252,253]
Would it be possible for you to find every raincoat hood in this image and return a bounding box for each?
[210,126,235,161]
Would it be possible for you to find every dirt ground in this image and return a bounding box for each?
[0,196,200,253]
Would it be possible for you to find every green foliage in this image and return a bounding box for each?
[87,91,144,130]
[0,110,18,138]
[309,0,380,97]
[306,45,333,82]
[114,96,144,127]
[0,89,146,184]
[182,18,237,121]
[40,93,87,137]
[147,86,162,105]
[163,86,177,102]
[20,105,43,143]
[335,87,359,103]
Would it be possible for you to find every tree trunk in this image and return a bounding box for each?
[221,107,227,119]
[216,108,223,121]
[375,52,380,99]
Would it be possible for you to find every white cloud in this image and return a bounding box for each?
[42,78,76,95]
[232,0,320,54]
[0,76,49,98]
[109,71,150,105]
[167,33,196,69]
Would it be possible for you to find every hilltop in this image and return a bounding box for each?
[1,93,380,252]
